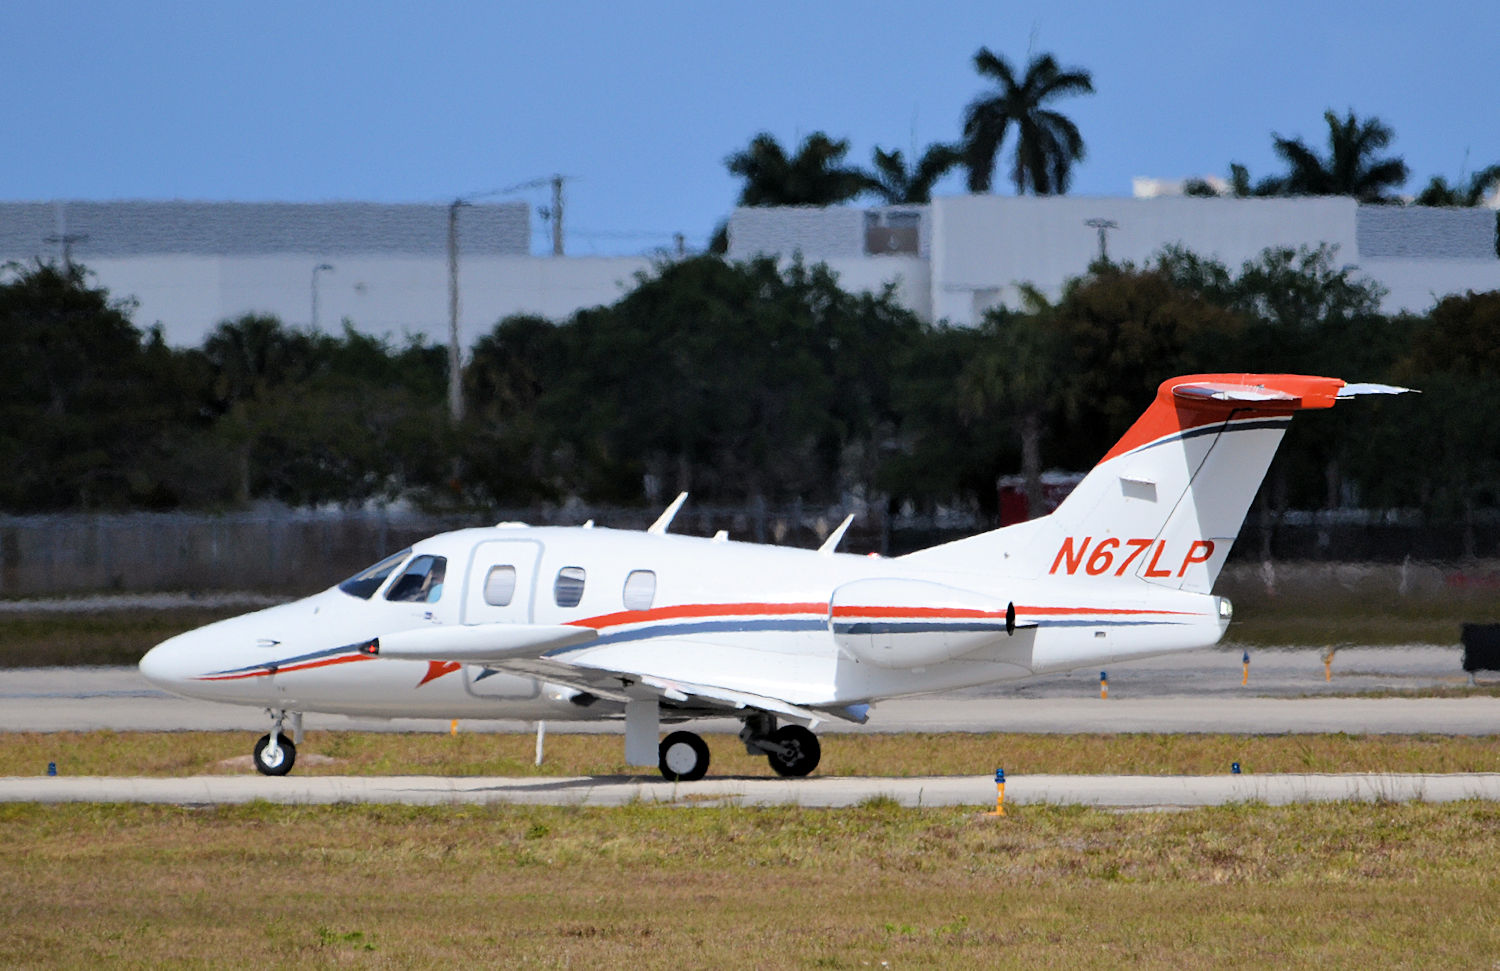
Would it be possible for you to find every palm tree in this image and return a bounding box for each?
[1271,109,1409,203]
[1183,163,1284,198]
[725,132,869,207]
[960,48,1094,195]
[863,143,962,204]
[1415,164,1500,206]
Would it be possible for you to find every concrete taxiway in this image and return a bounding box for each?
[4,771,1497,809]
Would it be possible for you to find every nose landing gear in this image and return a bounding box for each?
[253,709,302,776]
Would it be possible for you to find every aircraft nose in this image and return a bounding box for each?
[138,635,192,691]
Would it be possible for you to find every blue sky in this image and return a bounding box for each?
[5,1,1494,254]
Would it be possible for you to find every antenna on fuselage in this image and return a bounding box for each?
[647,492,688,535]
[817,514,856,555]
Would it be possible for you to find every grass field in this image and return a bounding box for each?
[12,729,1500,778]
[2,799,1497,968]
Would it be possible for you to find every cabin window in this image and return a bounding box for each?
[553,566,586,608]
[622,570,657,611]
[337,549,411,599]
[386,555,447,603]
[484,565,518,606]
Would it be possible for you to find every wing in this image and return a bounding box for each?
[366,623,868,726]
[495,648,871,727]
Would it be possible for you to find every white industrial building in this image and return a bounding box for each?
[726,195,1500,325]
[1,196,1496,347]
[0,200,655,347]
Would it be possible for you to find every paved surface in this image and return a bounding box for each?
[2,646,1495,736]
[4,772,1497,809]
[4,645,1496,808]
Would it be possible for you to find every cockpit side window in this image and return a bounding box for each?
[337,549,412,599]
[386,555,448,603]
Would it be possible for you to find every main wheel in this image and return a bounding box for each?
[767,725,820,778]
[658,730,710,782]
[253,733,297,776]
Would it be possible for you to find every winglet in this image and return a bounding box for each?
[817,514,855,555]
[647,492,688,535]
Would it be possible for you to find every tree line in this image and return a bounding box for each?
[3,254,1497,547]
[712,47,1499,251]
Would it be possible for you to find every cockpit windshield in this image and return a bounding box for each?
[337,549,412,599]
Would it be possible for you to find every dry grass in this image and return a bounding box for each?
[11,729,1500,779]
[1,800,1497,968]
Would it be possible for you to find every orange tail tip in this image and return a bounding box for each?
[1102,374,1413,463]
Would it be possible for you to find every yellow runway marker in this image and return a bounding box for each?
[986,768,1006,816]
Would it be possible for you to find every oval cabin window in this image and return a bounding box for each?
[484,565,518,606]
[621,570,657,611]
[553,567,586,608]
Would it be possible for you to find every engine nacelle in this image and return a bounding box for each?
[829,577,1019,669]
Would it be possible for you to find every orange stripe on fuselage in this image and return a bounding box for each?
[571,601,827,630]
[577,601,1201,631]
[197,652,373,681]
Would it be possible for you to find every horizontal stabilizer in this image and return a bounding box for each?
[364,623,597,663]
[1337,382,1415,398]
[1171,382,1300,405]
[1167,374,1414,415]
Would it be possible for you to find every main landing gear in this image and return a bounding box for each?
[654,714,828,780]
[658,731,711,782]
[654,716,822,781]
[742,713,821,778]
[253,709,303,776]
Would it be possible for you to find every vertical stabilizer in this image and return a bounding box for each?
[903,374,1410,594]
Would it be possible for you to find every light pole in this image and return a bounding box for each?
[310,263,334,330]
[1084,218,1118,264]
[446,177,557,423]
[447,200,467,422]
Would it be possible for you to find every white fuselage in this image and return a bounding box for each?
[139,522,1229,724]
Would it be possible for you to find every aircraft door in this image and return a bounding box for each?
[462,539,543,625]
[462,539,545,700]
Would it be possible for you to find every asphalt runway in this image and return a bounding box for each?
[2,645,1494,736]
[5,771,1498,809]
[3,645,1497,808]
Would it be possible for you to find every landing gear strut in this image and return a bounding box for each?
[253,709,300,776]
[740,713,821,778]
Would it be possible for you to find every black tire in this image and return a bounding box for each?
[658,730,710,782]
[253,733,297,776]
[767,724,820,778]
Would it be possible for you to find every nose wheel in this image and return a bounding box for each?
[252,709,301,776]
[253,732,296,775]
